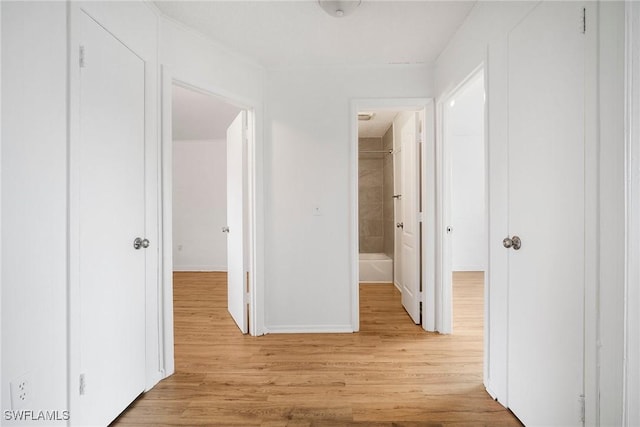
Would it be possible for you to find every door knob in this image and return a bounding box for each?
[133,237,149,250]
[222,226,230,233]
[396,222,404,229]
[503,236,522,250]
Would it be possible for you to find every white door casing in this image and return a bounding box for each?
[393,124,403,290]
[506,2,585,425]
[399,112,421,324]
[76,11,146,426]
[227,110,249,334]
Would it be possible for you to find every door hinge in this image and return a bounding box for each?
[418,212,424,222]
[578,394,585,423]
[581,7,586,34]
[79,45,86,68]
[79,374,86,395]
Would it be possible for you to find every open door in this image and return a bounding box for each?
[226,111,249,333]
[399,112,421,324]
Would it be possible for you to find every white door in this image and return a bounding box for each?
[226,111,249,333]
[78,12,146,426]
[399,112,421,324]
[507,2,585,425]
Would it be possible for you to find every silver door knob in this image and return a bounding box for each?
[396,222,404,229]
[512,236,522,250]
[133,237,150,250]
[503,236,522,250]
[222,226,230,233]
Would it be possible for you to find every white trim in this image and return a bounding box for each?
[583,3,600,425]
[265,325,354,334]
[350,98,434,333]
[452,266,486,272]
[0,0,4,413]
[435,64,486,336]
[624,1,640,425]
[159,65,175,377]
[172,266,228,272]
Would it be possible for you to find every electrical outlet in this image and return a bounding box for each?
[10,372,32,409]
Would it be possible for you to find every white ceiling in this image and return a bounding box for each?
[154,1,476,68]
[172,84,242,140]
[358,110,399,138]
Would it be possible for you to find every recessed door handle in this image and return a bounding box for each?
[133,237,149,250]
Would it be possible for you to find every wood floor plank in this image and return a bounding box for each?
[111,271,521,426]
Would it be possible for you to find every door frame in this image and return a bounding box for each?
[158,67,263,377]
[435,65,486,336]
[624,1,640,423]
[67,4,160,423]
[349,98,435,332]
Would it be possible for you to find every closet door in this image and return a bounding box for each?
[506,2,586,425]
[77,11,146,426]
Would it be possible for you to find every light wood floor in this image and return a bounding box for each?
[112,271,521,426]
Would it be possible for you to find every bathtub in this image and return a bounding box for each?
[359,253,393,283]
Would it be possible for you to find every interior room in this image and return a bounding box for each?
[171,84,240,273]
[444,70,486,333]
[2,1,639,426]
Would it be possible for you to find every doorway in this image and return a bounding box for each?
[350,99,435,331]
[160,73,258,374]
[171,83,240,273]
[440,69,487,335]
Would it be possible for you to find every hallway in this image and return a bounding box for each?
[112,272,520,426]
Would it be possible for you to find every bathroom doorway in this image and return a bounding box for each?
[351,99,436,330]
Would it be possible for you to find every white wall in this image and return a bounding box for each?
[264,65,432,332]
[1,2,68,423]
[435,1,627,424]
[172,139,227,271]
[448,74,485,272]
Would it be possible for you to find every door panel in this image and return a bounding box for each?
[227,111,248,333]
[507,3,585,425]
[78,12,146,426]
[400,112,421,324]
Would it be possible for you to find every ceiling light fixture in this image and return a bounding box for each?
[318,0,361,18]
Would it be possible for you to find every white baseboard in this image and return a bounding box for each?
[172,265,227,272]
[452,265,485,272]
[264,324,354,334]
[360,281,394,284]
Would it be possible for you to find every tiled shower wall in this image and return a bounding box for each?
[359,137,384,253]
[359,129,395,257]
